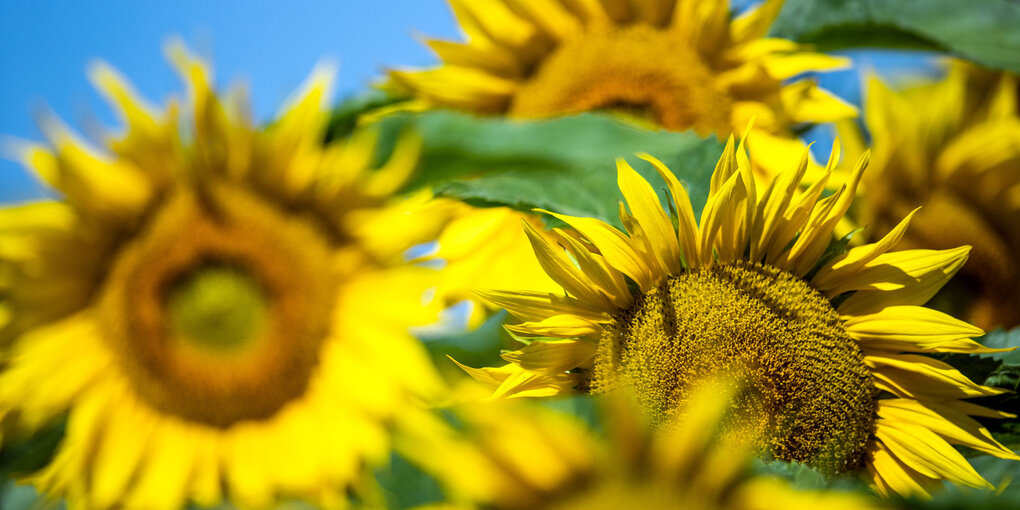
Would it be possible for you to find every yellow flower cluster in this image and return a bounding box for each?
[0,1,1017,510]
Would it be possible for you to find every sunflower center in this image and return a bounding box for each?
[99,183,338,427]
[508,25,733,135]
[593,261,875,474]
[167,264,269,352]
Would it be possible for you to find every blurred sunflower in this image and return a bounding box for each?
[458,136,1018,497]
[407,200,563,328]
[842,62,1020,330]
[390,0,854,178]
[0,44,444,510]
[402,380,883,510]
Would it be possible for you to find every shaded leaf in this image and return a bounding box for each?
[0,417,65,480]
[374,453,445,510]
[0,481,63,510]
[976,329,1020,365]
[418,309,509,376]
[322,89,405,143]
[976,329,1020,394]
[750,459,871,493]
[372,112,725,228]
[771,0,1020,73]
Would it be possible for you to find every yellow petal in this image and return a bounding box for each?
[425,38,525,78]
[781,150,866,276]
[939,399,1017,419]
[522,220,616,312]
[837,246,970,316]
[500,339,596,373]
[637,153,699,268]
[560,0,615,26]
[781,80,858,123]
[878,399,1020,461]
[709,135,738,196]
[867,439,938,499]
[729,0,784,43]
[671,0,729,53]
[491,366,577,399]
[123,421,195,510]
[875,419,992,489]
[389,67,516,111]
[425,207,562,315]
[449,357,518,390]
[824,246,973,295]
[511,0,582,41]
[763,53,850,80]
[749,148,809,262]
[553,228,633,309]
[448,0,537,49]
[88,61,163,139]
[840,248,966,316]
[844,305,990,354]
[0,314,111,430]
[723,38,798,63]
[26,135,153,223]
[812,207,920,294]
[505,314,604,338]
[475,289,608,323]
[866,353,1007,399]
[538,210,655,290]
[630,0,673,26]
[617,158,682,274]
[763,170,829,265]
[90,390,158,509]
[0,201,76,234]
[699,171,747,266]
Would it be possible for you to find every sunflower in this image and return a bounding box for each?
[0,44,445,510]
[842,62,1020,330]
[408,200,562,328]
[458,135,1019,497]
[390,0,855,178]
[401,380,883,510]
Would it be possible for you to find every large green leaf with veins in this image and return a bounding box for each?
[771,0,1020,73]
[370,111,727,228]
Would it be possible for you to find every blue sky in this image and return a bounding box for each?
[0,0,458,202]
[0,1,939,204]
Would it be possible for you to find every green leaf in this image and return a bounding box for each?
[373,112,726,228]
[322,89,405,144]
[750,458,871,493]
[985,363,1020,393]
[0,481,63,510]
[974,328,1020,392]
[373,453,445,510]
[0,417,65,480]
[770,0,1020,73]
[976,328,1020,365]
[538,395,602,430]
[418,309,509,377]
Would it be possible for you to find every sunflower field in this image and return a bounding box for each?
[2,1,1020,509]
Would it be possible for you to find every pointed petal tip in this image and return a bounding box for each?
[0,136,39,165]
[740,117,756,139]
[163,36,195,70]
[86,59,118,87]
